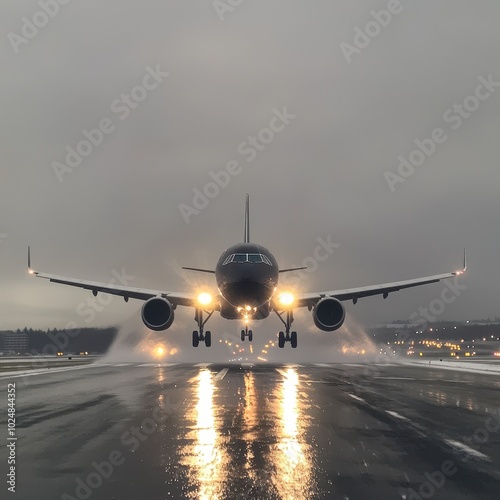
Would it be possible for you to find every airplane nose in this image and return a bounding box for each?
[231,263,254,281]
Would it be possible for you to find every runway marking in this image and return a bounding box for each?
[194,363,212,367]
[444,439,490,460]
[313,363,333,367]
[275,368,290,377]
[284,364,304,368]
[385,410,410,422]
[137,363,180,367]
[113,363,132,367]
[375,377,415,380]
[0,363,100,380]
[215,368,229,380]
[347,393,366,403]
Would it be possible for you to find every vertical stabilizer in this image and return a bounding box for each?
[244,194,250,243]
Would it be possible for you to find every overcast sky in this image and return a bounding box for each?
[1,1,499,339]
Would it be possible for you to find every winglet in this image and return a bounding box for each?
[454,249,467,275]
[244,194,250,243]
[27,246,36,275]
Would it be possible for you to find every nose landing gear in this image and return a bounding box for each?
[240,325,253,342]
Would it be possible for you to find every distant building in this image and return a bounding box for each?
[0,332,29,354]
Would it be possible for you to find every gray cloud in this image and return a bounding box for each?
[1,1,498,333]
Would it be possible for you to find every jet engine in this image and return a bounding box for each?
[313,297,345,332]
[141,297,174,331]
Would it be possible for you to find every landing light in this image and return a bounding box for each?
[197,292,212,306]
[278,292,295,307]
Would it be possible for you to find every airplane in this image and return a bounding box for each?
[27,195,466,349]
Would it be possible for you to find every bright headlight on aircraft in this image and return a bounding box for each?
[278,292,295,307]
[197,292,212,306]
[153,345,166,358]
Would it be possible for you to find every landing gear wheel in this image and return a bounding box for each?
[248,330,253,342]
[192,331,199,348]
[274,309,296,349]
[241,330,245,342]
[278,331,285,348]
[192,308,214,348]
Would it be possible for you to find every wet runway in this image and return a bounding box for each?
[1,361,500,499]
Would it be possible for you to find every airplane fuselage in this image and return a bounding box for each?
[215,243,279,320]
[28,194,466,350]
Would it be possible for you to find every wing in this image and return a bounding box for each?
[27,247,215,309]
[293,250,467,308]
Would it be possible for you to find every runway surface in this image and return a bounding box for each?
[1,361,500,499]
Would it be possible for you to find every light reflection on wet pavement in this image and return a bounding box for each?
[3,362,500,499]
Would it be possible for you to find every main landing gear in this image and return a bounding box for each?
[240,325,253,342]
[274,309,298,348]
[192,308,214,347]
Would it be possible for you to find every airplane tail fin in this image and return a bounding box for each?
[244,194,250,243]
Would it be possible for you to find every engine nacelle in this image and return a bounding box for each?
[141,297,174,331]
[313,297,345,332]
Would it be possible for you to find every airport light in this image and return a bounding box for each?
[278,292,295,307]
[153,345,166,358]
[197,292,212,307]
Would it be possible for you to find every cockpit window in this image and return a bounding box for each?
[261,255,272,265]
[233,253,247,262]
[222,253,272,265]
[247,254,262,263]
